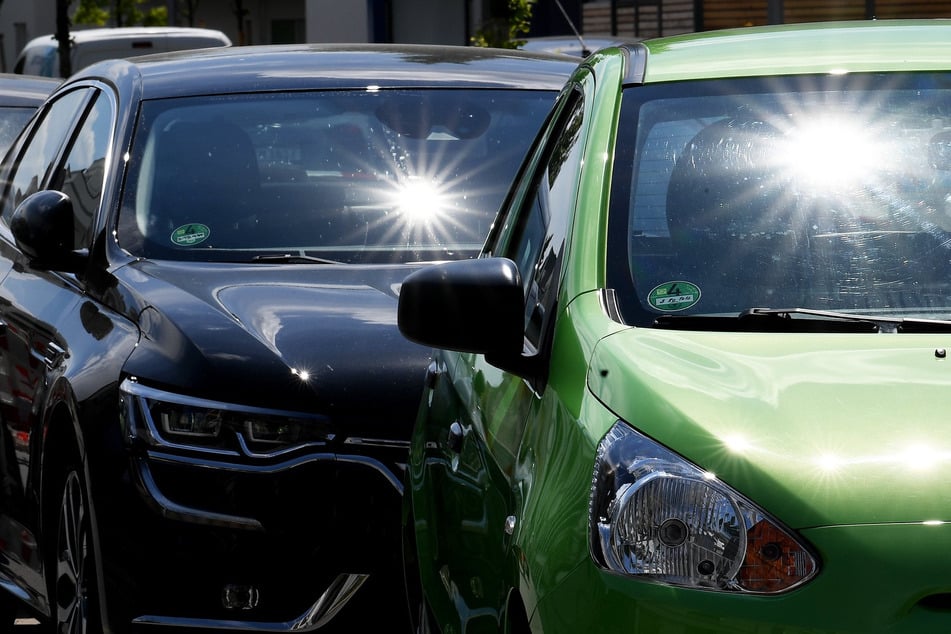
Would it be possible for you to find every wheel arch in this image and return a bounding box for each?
[39,385,84,550]
[39,380,114,633]
[502,587,531,634]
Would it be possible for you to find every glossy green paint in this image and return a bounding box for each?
[587,327,951,528]
[532,522,951,632]
[559,55,622,301]
[640,20,951,84]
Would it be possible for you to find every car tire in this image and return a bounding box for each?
[51,464,100,634]
[0,589,19,631]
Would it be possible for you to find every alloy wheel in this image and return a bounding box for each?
[55,469,89,634]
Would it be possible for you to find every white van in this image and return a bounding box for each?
[13,26,232,78]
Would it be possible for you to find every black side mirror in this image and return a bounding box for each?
[11,190,87,272]
[398,257,525,360]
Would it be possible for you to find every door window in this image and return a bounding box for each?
[50,91,113,249]
[2,88,91,222]
[492,90,585,353]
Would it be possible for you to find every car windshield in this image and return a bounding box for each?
[0,107,38,157]
[116,88,554,264]
[612,73,951,328]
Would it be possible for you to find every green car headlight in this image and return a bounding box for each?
[590,422,818,593]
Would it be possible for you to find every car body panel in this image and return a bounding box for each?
[0,74,60,107]
[0,74,59,158]
[519,35,640,58]
[588,325,951,528]
[639,20,951,84]
[79,43,581,99]
[117,260,428,414]
[534,522,951,632]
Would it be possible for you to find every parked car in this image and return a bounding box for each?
[13,26,231,78]
[0,43,576,632]
[0,73,58,156]
[398,19,951,633]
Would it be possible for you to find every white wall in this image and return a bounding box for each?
[0,1,54,72]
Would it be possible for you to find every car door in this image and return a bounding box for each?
[0,83,136,614]
[412,87,587,633]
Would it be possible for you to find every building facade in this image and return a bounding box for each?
[3,1,951,75]
[586,0,951,40]
[0,0,493,74]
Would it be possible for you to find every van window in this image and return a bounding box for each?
[15,28,231,78]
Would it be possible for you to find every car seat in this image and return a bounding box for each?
[142,119,262,253]
[664,118,807,311]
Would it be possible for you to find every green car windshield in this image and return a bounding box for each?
[613,73,951,329]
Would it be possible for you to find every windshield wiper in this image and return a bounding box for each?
[655,307,951,333]
[250,254,342,265]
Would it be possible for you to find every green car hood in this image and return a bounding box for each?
[586,327,951,529]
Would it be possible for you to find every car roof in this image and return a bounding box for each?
[0,73,60,106]
[24,26,230,47]
[74,43,580,98]
[520,35,640,57]
[631,19,951,84]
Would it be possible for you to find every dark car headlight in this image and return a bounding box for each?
[590,422,818,593]
[120,379,333,456]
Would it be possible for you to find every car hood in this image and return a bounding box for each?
[117,260,431,431]
[587,327,951,529]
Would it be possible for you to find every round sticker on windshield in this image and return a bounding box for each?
[170,223,210,247]
[648,281,701,312]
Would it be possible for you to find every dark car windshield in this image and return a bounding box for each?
[0,106,39,157]
[116,88,555,264]
[610,73,951,328]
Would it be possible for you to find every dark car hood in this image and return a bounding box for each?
[117,260,432,432]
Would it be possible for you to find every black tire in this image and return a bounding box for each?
[52,466,99,634]
[0,589,19,633]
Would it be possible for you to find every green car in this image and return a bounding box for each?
[397,20,951,633]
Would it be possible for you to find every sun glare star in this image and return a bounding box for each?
[816,453,843,472]
[395,178,446,223]
[780,116,883,188]
[903,444,942,471]
[723,434,752,454]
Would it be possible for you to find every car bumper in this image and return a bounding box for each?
[92,383,410,632]
[532,522,951,632]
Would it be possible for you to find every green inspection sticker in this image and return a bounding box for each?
[648,281,701,312]
[170,223,210,247]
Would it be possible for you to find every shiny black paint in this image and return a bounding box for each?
[0,44,577,633]
[0,74,60,107]
[118,261,429,417]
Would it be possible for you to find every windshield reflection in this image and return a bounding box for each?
[621,73,951,325]
[117,89,554,265]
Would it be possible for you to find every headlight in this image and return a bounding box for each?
[590,422,817,593]
[120,379,332,456]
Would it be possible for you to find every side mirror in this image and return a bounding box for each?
[11,190,87,272]
[398,257,525,359]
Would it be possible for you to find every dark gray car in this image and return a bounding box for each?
[0,43,576,633]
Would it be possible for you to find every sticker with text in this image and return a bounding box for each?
[648,281,701,312]
[170,223,210,247]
